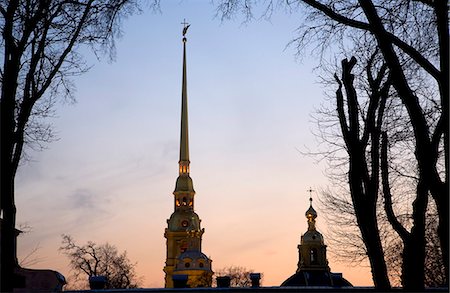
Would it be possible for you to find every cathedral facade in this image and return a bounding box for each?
[163,25,213,288]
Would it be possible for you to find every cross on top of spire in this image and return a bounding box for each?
[307,187,314,206]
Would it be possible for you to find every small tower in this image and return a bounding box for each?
[281,189,352,287]
[163,23,213,288]
[297,196,329,271]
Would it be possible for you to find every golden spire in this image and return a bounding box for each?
[174,21,195,194]
[180,20,190,166]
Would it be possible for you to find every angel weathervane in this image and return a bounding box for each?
[182,19,190,37]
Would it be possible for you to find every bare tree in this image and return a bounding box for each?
[187,271,213,288]
[296,2,448,286]
[423,209,446,288]
[215,0,448,289]
[59,234,141,289]
[214,266,260,287]
[315,54,441,290]
[0,1,159,291]
[382,205,445,287]
[314,52,443,289]
[332,56,391,289]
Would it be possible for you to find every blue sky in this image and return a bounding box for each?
[15,1,371,287]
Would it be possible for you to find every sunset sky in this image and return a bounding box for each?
[15,1,372,288]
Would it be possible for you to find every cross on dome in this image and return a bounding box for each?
[307,187,314,206]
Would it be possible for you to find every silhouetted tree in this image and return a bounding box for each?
[17,224,44,268]
[215,1,448,289]
[423,211,446,288]
[333,56,391,290]
[0,1,159,291]
[187,271,213,288]
[314,54,444,289]
[214,266,260,287]
[382,206,445,287]
[60,234,141,289]
[308,3,447,288]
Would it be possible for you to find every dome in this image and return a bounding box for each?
[175,175,195,193]
[281,271,352,287]
[305,205,317,219]
[302,230,324,244]
[175,250,212,271]
[168,210,201,231]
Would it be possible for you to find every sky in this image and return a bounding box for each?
[15,0,373,288]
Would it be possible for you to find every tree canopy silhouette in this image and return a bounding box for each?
[215,0,447,290]
[60,235,141,289]
[0,1,159,291]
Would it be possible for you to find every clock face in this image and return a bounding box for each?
[181,220,189,227]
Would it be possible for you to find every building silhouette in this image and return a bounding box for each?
[281,195,352,287]
[163,24,213,288]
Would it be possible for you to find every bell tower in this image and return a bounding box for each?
[163,22,213,288]
[297,194,330,271]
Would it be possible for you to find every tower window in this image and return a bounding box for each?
[199,262,204,268]
[185,262,190,268]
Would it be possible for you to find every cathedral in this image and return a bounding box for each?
[163,24,213,288]
[162,24,351,289]
[281,194,352,287]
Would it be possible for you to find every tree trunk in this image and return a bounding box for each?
[1,100,18,292]
[434,188,449,285]
[401,180,428,291]
[349,161,390,290]
[338,56,391,290]
[356,201,391,290]
[1,3,21,289]
[0,184,17,292]
[1,81,19,292]
[359,1,448,285]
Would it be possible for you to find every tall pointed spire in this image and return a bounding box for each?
[180,24,189,164]
[174,21,194,195]
[164,23,213,288]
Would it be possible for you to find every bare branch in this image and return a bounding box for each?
[381,132,409,241]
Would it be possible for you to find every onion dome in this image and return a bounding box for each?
[305,197,317,227]
[305,205,317,220]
